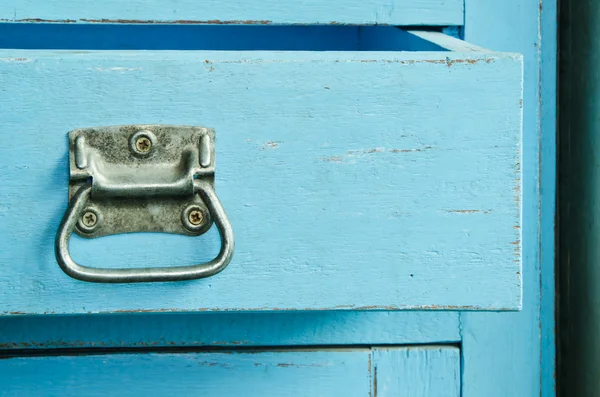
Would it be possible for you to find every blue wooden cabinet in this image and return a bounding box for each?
[0,2,556,396]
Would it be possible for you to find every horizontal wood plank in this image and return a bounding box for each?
[0,49,522,313]
[0,350,372,396]
[0,347,460,396]
[0,312,460,349]
[0,0,464,26]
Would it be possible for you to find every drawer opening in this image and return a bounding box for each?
[0,24,457,51]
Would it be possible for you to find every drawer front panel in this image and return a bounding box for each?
[0,347,460,397]
[0,1,463,26]
[0,312,461,349]
[0,33,523,314]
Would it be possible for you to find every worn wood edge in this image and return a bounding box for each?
[0,49,523,62]
[0,0,464,26]
[2,306,518,316]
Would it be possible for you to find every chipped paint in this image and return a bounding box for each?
[261,141,281,150]
[91,67,141,72]
[446,209,491,214]
[321,146,435,163]
[0,18,274,24]
[373,365,378,397]
[0,58,31,63]
[320,156,344,162]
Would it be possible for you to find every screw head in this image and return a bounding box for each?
[77,208,100,233]
[182,204,211,233]
[135,136,152,153]
[188,209,204,226]
[129,130,156,157]
[82,211,97,227]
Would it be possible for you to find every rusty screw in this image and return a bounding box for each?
[188,209,204,226]
[135,136,152,153]
[81,211,97,228]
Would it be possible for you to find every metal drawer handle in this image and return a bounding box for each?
[54,125,234,283]
[55,180,234,283]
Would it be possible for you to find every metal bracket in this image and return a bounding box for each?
[55,125,234,283]
[69,125,216,238]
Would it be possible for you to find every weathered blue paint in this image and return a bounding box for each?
[373,347,460,397]
[461,1,557,396]
[0,312,460,349]
[0,43,523,314]
[0,1,463,26]
[0,346,460,396]
[0,2,557,396]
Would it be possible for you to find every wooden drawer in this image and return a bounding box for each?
[0,27,523,314]
[0,346,460,397]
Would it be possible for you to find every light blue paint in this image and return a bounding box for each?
[461,1,556,396]
[0,312,460,349]
[0,346,460,396]
[0,350,374,396]
[0,4,557,396]
[373,347,460,397]
[0,0,464,26]
[0,46,523,314]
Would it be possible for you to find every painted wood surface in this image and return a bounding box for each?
[0,312,460,349]
[0,1,463,26]
[0,346,460,396]
[0,46,522,314]
[0,3,557,396]
[373,347,460,397]
[461,1,557,397]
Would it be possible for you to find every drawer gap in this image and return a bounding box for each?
[0,24,457,51]
[0,343,461,358]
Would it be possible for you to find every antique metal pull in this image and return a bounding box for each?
[55,125,234,283]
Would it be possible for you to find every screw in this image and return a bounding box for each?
[188,209,204,226]
[182,204,210,233]
[78,208,100,233]
[135,136,152,153]
[81,211,97,227]
[129,131,156,157]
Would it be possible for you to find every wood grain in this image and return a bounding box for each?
[0,48,522,314]
[0,0,463,26]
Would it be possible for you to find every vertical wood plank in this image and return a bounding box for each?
[372,346,460,397]
[462,1,556,396]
